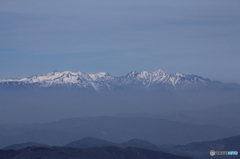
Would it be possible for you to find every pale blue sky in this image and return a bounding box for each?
[0,0,240,83]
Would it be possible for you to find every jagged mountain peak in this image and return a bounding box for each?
[152,69,167,74]
[174,72,185,77]
[126,71,139,77]
[126,70,168,79]
[0,69,233,91]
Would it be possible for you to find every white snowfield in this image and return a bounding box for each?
[0,70,211,91]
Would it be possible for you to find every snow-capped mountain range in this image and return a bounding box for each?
[0,70,236,91]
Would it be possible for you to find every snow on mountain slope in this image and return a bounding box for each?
[0,70,226,91]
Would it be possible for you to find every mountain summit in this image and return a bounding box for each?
[0,70,238,91]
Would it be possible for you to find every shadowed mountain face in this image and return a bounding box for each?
[0,146,192,159]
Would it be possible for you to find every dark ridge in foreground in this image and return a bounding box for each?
[0,146,192,159]
[171,135,240,159]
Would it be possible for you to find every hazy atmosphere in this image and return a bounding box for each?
[1,0,240,83]
[0,1,240,159]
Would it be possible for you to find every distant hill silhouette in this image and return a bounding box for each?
[2,142,48,150]
[122,139,159,150]
[0,146,192,159]
[2,135,240,159]
[65,137,159,150]
[65,137,119,148]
